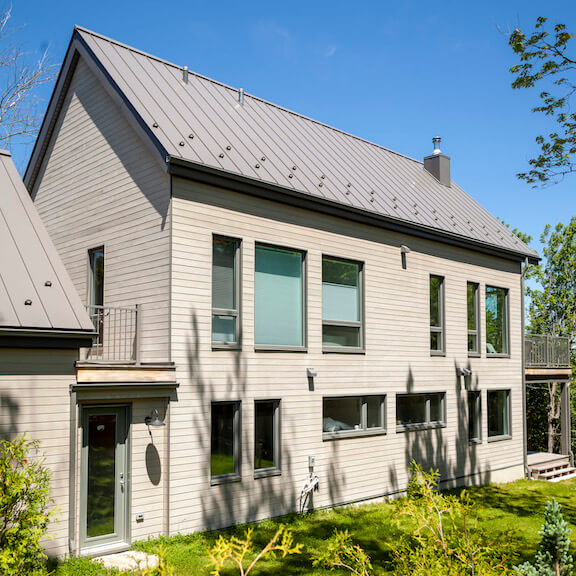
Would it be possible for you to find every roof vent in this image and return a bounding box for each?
[238,88,244,106]
[182,66,189,83]
[424,136,450,187]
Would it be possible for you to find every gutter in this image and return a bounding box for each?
[0,328,95,349]
[521,258,529,478]
[168,156,540,266]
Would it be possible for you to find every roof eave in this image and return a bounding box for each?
[0,327,96,349]
[168,155,540,265]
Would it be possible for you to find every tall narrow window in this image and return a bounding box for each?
[430,275,444,354]
[467,282,479,355]
[468,391,481,443]
[487,390,510,439]
[211,402,240,482]
[212,236,240,346]
[322,257,363,350]
[254,400,280,476]
[88,247,105,307]
[485,286,508,355]
[255,244,304,348]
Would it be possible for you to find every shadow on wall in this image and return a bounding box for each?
[185,310,303,531]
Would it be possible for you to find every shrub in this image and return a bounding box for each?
[312,528,373,576]
[0,435,52,575]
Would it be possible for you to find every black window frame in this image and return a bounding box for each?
[210,401,241,485]
[254,399,281,478]
[430,275,445,355]
[322,395,386,440]
[396,392,446,431]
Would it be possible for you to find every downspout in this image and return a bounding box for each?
[521,258,529,478]
[68,389,77,555]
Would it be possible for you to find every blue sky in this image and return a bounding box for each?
[11,0,576,251]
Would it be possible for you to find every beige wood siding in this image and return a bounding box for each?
[0,348,78,557]
[169,176,525,533]
[31,57,171,363]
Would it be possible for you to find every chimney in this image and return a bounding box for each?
[424,136,450,187]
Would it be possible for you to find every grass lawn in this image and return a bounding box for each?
[55,478,576,575]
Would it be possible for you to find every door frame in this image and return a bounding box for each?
[79,404,131,554]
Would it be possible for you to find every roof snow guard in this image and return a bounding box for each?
[26,26,538,264]
[0,150,95,343]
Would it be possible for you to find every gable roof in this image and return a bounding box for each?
[0,150,95,338]
[25,26,538,264]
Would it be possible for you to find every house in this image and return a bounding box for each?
[0,149,95,557]
[23,26,541,557]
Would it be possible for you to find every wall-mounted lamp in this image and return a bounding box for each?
[306,368,317,378]
[144,409,165,428]
[456,367,472,378]
[400,245,411,270]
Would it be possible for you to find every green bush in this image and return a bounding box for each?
[0,435,52,575]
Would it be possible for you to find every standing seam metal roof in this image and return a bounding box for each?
[34,26,538,261]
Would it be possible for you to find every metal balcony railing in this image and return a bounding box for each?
[84,304,140,363]
[525,334,571,368]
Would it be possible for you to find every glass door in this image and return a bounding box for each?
[80,406,129,552]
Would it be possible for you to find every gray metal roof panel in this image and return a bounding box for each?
[0,150,95,332]
[73,28,537,260]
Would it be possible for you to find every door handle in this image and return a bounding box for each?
[120,472,125,491]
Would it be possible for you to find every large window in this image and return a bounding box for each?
[430,275,445,354]
[396,393,445,430]
[322,257,363,350]
[486,286,509,355]
[212,236,240,346]
[255,244,305,348]
[323,396,385,438]
[467,282,479,355]
[468,391,481,443]
[211,402,240,482]
[254,400,280,476]
[487,390,510,439]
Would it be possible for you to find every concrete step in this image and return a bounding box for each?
[548,470,576,483]
[530,459,570,474]
[534,466,576,481]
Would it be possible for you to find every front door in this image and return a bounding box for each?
[80,406,129,552]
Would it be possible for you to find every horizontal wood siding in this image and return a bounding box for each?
[0,348,78,557]
[31,57,171,363]
[169,176,525,533]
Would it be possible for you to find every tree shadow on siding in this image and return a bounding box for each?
[185,310,298,532]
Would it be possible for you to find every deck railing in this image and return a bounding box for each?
[84,304,140,363]
[525,334,571,368]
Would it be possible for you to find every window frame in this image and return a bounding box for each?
[254,399,281,478]
[468,390,482,444]
[211,235,242,349]
[254,242,307,352]
[467,281,480,357]
[210,401,241,485]
[487,389,511,442]
[322,255,365,353]
[322,395,386,440]
[396,392,446,431]
[485,285,510,357]
[87,246,105,308]
[430,275,445,356]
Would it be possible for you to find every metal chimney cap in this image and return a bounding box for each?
[432,136,442,155]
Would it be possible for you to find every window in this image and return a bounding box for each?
[487,390,510,439]
[485,286,509,355]
[323,396,385,438]
[211,402,240,482]
[468,391,481,443]
[88,247,105,307]
[430,275,444,354]
[254,244,305,348]
[322,257,363,350]
[396,393,445,430]
[254,400,280,476]
[467,282,479,355]
[212,236,240,346]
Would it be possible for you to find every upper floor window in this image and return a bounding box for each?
[254,244,305,349]
[467,282,479,355]
[322,257,363,350]
[88,247,105,307]
[430,275,445,354]
[212,236,240,347]
[486,286,508,355]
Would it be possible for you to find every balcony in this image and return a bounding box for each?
[525,334,572,383]
[82,304,141,363]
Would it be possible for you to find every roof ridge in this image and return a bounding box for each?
[74,26,425,168]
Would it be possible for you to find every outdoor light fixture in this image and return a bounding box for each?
[400,245,411,270]
[144,409,165,428]
[456,367,472,378]
[306,368,317,378]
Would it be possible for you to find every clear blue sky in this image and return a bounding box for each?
[11,0,576,251]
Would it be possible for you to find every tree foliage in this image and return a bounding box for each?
[0,436,52,576]
[312,529,373,576]
[509,17,576,185]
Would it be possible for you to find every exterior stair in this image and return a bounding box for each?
[528,454,576,482]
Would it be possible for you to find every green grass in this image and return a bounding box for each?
[57,478,576,575]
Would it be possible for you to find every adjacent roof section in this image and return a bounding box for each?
[0,150,95,336]
[26,26,538,263]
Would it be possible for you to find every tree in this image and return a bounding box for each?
[0,7,56,150]
[515,499,573,576]
[509,17,576,186]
